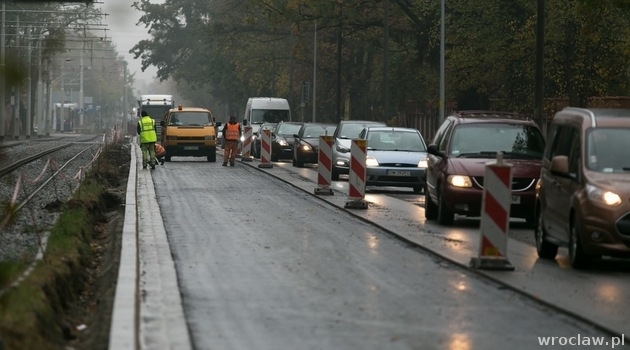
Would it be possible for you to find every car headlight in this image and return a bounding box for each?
[417,158,427,168]
[276,138,288,146]
[240,135,245,142]
[301,143,312,151]
[366,156,379,167]
[447,175,472,188]
[586,184,622,206]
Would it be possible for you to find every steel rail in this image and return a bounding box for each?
[13,143,97,213]
[0,144,71,178]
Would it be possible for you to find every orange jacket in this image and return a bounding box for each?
[154,143,166,157]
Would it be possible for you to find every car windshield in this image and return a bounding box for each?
[367,130,426,152]
[169,112,212,126]
[302,125,336,138]
[586,128,630,173]
[449,123,545,158]
[260,123,277,131]
[339,123,381,139]
[276,123,302,135]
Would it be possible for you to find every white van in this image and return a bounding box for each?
[244,97,291,135]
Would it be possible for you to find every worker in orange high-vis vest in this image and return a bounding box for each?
[137,110,158,169]
[154,143,166,164]
[222,114,242,166]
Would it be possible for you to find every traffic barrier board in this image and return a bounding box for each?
[315,135,334,195]
[470,152,515,270]
[344,138,368,209]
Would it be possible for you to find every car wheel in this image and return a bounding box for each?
[436,188,454,225]
[535,208,558,259]
[271,154,278,162]
[165,155,171,162]
[295,156,304,167]
[331,168,340,181]
[424,186,437,220]
[569,215,592,269]
[412,185,423,194]
[207,150,216,162]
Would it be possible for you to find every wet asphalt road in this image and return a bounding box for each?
[149,156,616,350]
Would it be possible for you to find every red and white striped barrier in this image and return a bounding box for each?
[241,126,253,162]
[314,135,334,195]
[258,129,273,168]
[344,138,368,209]
[470,152,515,270]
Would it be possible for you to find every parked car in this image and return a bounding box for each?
[358,126,428,193]
[271,121,304,161]
[425,110,545,225]
[292,123,337,167]
[535,107,630,269]
[332,120,387,180]
[252,122,277,158]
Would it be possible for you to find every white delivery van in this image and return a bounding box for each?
[244,97,291,135]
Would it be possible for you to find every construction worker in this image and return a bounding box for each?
[155,143,166,165]
[222,114,242,166]
[137,110,158,169]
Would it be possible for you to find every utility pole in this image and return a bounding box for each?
[26,25,31,138]
[439,0,445,125]
[312,20,317,123]
[383,0,389,122]
[122,60,127,134]
[0,2,5,141]
[79,44,84,128]
[12,15,19,139]
[535,0,545,132]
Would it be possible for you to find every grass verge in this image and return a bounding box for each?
[0,142,130,349]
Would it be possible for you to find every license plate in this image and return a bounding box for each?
[387,170,411,176]
[511,195,521,204]
[184,146,199,150]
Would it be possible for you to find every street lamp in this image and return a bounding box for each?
[439,0,445,125]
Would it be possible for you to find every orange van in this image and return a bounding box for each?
[160,106,221,162]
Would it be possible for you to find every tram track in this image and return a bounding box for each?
[0,134,107,263]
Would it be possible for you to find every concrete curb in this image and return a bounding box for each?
[108,142,140,350]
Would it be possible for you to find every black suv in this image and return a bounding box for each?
[425,110,545,225]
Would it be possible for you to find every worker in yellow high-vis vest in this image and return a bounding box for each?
[137,110,158,169]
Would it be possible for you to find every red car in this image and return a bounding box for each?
[424,111,545,226]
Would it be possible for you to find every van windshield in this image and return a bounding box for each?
[169,112,212,126]
[252,110,290,124]
[586,128,630,173]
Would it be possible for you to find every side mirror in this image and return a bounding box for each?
[293,134,300,139]
[550,155,570,177]
[427,144,445,158]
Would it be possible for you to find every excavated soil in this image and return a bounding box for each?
[63,143,130,350]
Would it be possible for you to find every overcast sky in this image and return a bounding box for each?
[100,1,164,92]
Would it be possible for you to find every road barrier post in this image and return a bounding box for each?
[258,129,273,168]
[315,135,334,195]
[241,126,253,162]
[344,138,368,209]
[470,152,515,270]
